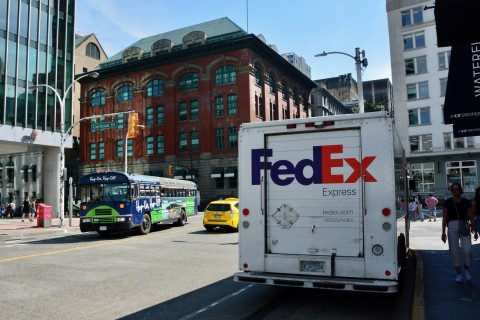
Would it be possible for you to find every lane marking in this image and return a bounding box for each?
[0,226,199,263]
[178,284,254,320]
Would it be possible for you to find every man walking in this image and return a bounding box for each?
[425,193,439,222]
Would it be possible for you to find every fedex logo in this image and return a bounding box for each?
[251,145,377,186]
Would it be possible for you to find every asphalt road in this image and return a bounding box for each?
[0,215,414,320]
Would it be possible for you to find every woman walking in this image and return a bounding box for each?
[442,183,478,282]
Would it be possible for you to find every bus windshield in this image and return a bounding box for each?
[81,183,130,203]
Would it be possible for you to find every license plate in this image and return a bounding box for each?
[214,214,220,219]
[301,261,325,272]
[99,226,107,231]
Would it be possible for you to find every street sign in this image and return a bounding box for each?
[90,121,117,132]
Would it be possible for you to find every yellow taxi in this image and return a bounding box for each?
[203,197,239,232]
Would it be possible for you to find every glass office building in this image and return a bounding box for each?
[0,0,75,130]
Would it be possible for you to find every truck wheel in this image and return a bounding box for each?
[139,214,152,235]
[174,209,186,226]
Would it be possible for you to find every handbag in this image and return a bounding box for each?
[453,201,471,236]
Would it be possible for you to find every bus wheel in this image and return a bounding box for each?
[175,209,186,226]
[397,233,407,269]
[139,214,152,235]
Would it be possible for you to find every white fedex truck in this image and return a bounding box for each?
[234,112,409,293]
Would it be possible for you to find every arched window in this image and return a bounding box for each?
[254,67,262,86]
[117,85,133,102]
[293,89,299,106]
[86,43,100,60]
[269,74,276,93]
[179,73,198,91]
[146,79,164,97]
[91,90,105,107]
[281,82,288,101]
[215,65,236,85]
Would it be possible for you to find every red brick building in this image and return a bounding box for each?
[78,18,316,203]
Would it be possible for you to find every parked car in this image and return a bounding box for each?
[203,197,239,232]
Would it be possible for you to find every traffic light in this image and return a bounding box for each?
[127,112,139,138]
[168,164,174,176]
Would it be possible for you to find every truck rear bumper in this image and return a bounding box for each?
[234,271,398,293]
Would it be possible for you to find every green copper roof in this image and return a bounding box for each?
[100,17,246,69]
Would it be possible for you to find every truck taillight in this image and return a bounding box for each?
[243,263,249,269]
[382,208,391,216]
[243,208,249,216]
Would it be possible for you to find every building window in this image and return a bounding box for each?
[117,85,133,102]
[146,136,154,155]
[401,6,423,26]
[157,135,164,154]
[444,133,475,150]
[405,56,427,75]
[89,143,96,160]
[408,107,430,125]
[440,78,448,96]
[86,43,100,59]
[227,94,237,115]
[255,94,264,118]
[228,127,238,149]
[99,142,104,160]
[116,140,123,158]
[127,139,133,157]
[191,131,199,152]
[254,67,262,86]
[403,31,425,50]
[117,113,124,129]
[410,134,432,153]
[215,65,236,84]
[438,51,451,70]
[215,128,224,150]
[281,83,288,101]
[179,102,187,121]
[215,96,224,116]
[293,90,299,106]
[269,75,276,93]
[31,165,37,182]
[146,79,164,97]
[407,81,429,100]
[411,163,434,193]
[156,106,164,125]
[179,72,198,91]
[22,165,28,182]
[179,132,187,152]
[91,90,105,107]
[446,160,477,192]
[190,100,199,120]
[146,107,154,126]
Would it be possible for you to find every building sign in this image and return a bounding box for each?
[443,42,480,137]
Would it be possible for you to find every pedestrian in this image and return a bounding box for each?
[425,193,439,222]
[471,187,480,243]
[21,196,31,222]
[408,195,417,221]
[415,194,424,221]
[441,183,478,283]
[0,204,5,218]
[9,201,15,219]
[30,198,37,221]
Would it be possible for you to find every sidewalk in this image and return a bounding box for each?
[409,216,480,320]
[0,216,80,239]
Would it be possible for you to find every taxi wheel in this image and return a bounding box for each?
[139,214,151,235]
[205,226,214,232]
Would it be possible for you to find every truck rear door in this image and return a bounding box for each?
[265,129,363,258]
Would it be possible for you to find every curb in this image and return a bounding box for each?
[410,247,425,320]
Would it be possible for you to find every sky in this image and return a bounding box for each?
[76,0,392,82]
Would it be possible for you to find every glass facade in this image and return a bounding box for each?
[0,0,75,130]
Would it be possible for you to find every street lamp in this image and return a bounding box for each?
[29,71,99,226]
[125,124,145,173]
[315,48,368,113]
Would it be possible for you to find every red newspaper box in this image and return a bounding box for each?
[36,204,52,228]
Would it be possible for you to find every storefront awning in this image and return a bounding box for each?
[211,167,224,178]
[224,166,237,178]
